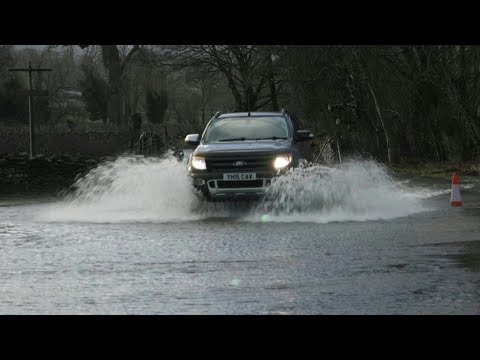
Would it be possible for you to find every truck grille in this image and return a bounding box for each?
[217,180,264,188]
[206,155,274,171]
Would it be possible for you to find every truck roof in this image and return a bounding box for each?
[217,112,285,118]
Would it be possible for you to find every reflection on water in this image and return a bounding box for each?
[447,241,480,273]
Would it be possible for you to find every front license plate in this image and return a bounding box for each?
[223,173,256,181]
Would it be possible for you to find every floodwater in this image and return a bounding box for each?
[1,156,479,314]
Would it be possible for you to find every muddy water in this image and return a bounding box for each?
[1,156,479,314]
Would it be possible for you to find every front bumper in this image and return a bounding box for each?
[190,170,276,200]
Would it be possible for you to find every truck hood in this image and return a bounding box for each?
[194,141,291,157]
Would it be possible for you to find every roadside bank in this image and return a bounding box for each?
[389,162,480,179]
[0,153,103,196]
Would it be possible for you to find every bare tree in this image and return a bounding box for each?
[78,45,140,127]
[153,45,283,112]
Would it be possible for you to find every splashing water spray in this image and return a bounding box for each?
[37,153,436,224]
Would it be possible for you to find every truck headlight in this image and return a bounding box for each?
[274,154,292,170]
[191,156,207,170]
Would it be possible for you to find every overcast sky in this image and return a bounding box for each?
[15,45,48,49]
[14,45,88,56]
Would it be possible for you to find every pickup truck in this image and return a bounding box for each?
[184,110,314,201]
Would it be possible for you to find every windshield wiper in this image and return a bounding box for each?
[218,137,249,142]
[252,137,288,140]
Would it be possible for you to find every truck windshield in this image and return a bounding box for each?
[203,116,290,143]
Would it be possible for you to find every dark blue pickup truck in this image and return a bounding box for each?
[184,110,314,201]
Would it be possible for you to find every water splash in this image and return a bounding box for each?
[37,154,201,223]
[36,155,448,224]
[249,160,428,223]
[400,182,474,199]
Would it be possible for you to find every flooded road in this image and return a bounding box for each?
[1,156,479,314]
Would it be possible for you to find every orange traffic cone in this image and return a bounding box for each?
[450,173,462,207]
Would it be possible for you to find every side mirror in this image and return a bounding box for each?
[185,134,200,146]
[296,130,314,142]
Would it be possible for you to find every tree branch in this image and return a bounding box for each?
[121,45,140,73]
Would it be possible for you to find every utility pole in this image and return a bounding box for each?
[335,118,342,164]
[9,61,52,158]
